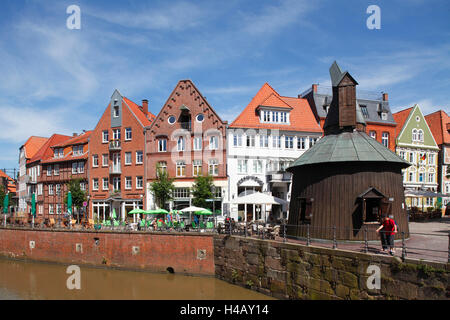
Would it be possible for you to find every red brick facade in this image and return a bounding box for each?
[365,122,397,151]
[88,90,155,221]
[145,80,228,210]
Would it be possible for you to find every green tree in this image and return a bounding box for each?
[0,185,5,212]
[149,165,175,210]
[64,178,87,212]
[191,175,214,209]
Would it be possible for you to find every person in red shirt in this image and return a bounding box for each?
[376,215,397,255]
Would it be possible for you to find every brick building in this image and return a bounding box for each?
[26,134,72,219]
[89,90,155,222]
[39,131,91,219]
[301,83,397,151]
[425,110,450,206]
[145,80,228,211]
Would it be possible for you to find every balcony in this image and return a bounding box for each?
[109,140,121,151]
[109,165,121,175]
[180,122,191,132]
[267,172,292,184]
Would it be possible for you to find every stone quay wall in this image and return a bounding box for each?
[0,227,215,276]
[214,235,450,300]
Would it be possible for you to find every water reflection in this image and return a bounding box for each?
[0,258,273,300]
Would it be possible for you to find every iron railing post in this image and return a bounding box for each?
[283,221,287,243]
[364,227,368,253]
[332,226,337,249]
[306,224,311,246]
[262,222,265,240]
[401,232,406,261]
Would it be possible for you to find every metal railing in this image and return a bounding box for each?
[1,216,449,264]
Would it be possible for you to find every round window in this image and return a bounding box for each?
[196,114,204,122]
[416,116,420,122]
[168,116,176,125]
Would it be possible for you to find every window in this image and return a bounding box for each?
[49,204,54,215]
[56,184,61,195]
[168,116,176,125]
[157,162,167,176]
[92,178,99,191]
[419,172,424,182]
[174,188,190,199]
[253,160,262,174]
[102,178,109,190]
[125,152,132,165]
[125,177,132,190]
[54,164,59,176]
[113,177,121,191]
[297,137,306,150]
[136,176,143,189]
[193,137,202,151]
[158,139,167,152]
[381,112,388,120]
[409,172,415,182]
[177,137,185,151]
[370,131,376,139]
[382,132,389,148]
[136,151,143,164]
[102,154,108,167]
[72,162,78,174]
[38,205,43,216]
[272,136,280,148]
[285,136,294,149]
[196,114,204,122]
[209,136,218,150]
[176,161,186,177]
[360,105,369,118]
[260,135,268,148]
[37,184,43,196]
[309,138,317,148]
[47,165,52,176]
[418,129,424,142]
[56,204,62,215]
[113,129,121,140]
[102,131,109,143]
[113,106,119,117]
[73,145,83,156]
[208,159,219,176]
[237,160,248,174]
[193,160,202,176]
[428,154,435,165]
[246,135,255,147]
[233,134,242,147]
[49,184,54,195]
[428,173,435,183]
[409,152,415,163]
[77,162,84,173]
[125,128,132,141]
[92,155,99,167]
[80,182,86,191]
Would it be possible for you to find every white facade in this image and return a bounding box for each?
[226,128,321,222]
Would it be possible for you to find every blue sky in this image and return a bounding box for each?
[0,0,449,170]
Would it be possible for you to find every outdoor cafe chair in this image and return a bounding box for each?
[157,220,164,231]
[206,221,214,230]
[199,221,206,229]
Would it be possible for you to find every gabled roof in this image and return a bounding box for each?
[28,134,72,164]
[229,83,322,133]
[22,136,48,160]
[52,130,92,148]
[123,96,156,127]
[330,61,358,87]
[425,110,450,145]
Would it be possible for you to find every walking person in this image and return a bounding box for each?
[376,215,397,255]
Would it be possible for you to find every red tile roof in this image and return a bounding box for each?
[23,136,48,160]
[229,83,322,133]
[123,97,156,127]
[425,110,450,145]
[52,131,92,148]
[392,107,413,139]
[28,134,72,164]
[0,170,16,193]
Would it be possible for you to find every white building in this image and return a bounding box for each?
[225,83,323,222]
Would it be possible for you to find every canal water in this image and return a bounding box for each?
[0,258,273,300]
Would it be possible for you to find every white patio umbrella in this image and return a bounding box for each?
[180,206,208,223]
[233,192,288,222]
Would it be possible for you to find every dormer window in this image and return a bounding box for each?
[260,109,289,124]
[113,106,119,118]
[381,112,387,120]
[360,105,369,118]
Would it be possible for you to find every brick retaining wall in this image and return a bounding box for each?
[0,227,215,276]
[214,235,450,300]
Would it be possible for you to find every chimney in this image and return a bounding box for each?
[312,84,318,93]
[142,99,149,114]
[73,133,78,137]
[382,92,388,101]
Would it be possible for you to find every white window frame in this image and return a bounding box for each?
[49,184,54,195]
[158,139,167,152]
[136,176,143,189]
[125,127,132,141]
[102,154,108,167]
[92,178,99,191]
[209,136,218,150]
[177,137,185,151]
[77,161,84,174]
[102,130,109,143]
[125,152,132,165]
[193,160,202,176]
[176,161,186,177]
[125,176,132,190]
[92,155,99,167]
[136,151,143,164]
[47,165,52,176]
[208,159,219,176]
[193,137,202,151]
[102,178,109,191]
